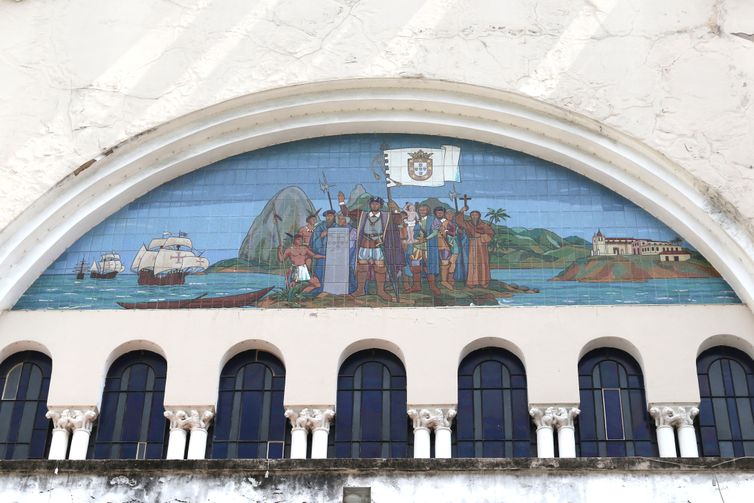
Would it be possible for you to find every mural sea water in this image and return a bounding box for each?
[13,134,740,310]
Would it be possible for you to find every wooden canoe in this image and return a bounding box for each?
[117,287,273,309]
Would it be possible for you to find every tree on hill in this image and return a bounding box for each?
[485,208,510,226]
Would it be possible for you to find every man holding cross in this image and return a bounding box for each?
[455,195,495,288]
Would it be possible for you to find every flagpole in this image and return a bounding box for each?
[381,142,393,204]
[380,142,400,302]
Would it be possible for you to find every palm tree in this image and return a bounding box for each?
[485,208,510,226]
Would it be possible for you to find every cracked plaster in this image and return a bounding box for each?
[0,0,752,237]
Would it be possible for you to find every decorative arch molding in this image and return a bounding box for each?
[697,334,754,362]
[104,339,168,373]
[337,339,406,370]
[0,340,52,364]
[458,337,526,369]
[0,78,752,310]
[219,339,287,371]
[577,336,645,375]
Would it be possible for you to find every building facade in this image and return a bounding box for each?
[1,1,753,501]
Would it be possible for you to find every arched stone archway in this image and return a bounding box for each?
[1,79,751,310]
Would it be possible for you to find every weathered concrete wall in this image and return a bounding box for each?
[0,458,752,503]
[0,0,752,236]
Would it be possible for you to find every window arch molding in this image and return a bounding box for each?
[219,340,286,375]
[337,339,407,370]
[458,338,526,368]
[697,334,754,363]
[1,79,752,311]
[0,341,52,366]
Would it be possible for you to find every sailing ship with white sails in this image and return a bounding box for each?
[90,252,125,279]
[131,232,209,285]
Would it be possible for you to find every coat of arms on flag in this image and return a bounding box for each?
[384,145,461,187]
[407,150,433,181]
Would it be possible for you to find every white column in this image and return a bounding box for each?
[432,408,457,459]
[45,409,72,460]
[164,410,190,460]
[407,409,432,458]
[649,406,678,457]
[186,409,215,460]
[285,408,310,459]
[529,407,555,458]
[308,409,335,459]
[552,407,580,458]
[672,406,700,458]
[68,408,98,460]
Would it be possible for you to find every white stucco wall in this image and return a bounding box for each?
[1,304,752,410]
[0,0,752,236]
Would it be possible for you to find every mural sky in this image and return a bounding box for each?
[14,134,740,310]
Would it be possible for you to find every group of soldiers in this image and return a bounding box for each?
[277,191,495,301]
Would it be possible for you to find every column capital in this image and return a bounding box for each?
[528,407,556,430]
[46,407,98,432]
[307,409,336,432]
[186,408,215,432]
[284,407,310,431]
[649,404,699,428]
[68,408,99,433]
[165,407,215,431]
[551,407,580,430]
[45,409,73,431]
[407,407,457,431]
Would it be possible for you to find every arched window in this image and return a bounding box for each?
[335,349,408,458]
[456,348,532,457]
[211,350,287,459]
[577,348,656,456]
[696,346,754,456]
[91,350,167,459]
[0,351,52,459]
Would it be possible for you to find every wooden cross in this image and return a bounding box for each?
[461,194,472,208]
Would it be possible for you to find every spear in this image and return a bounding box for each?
[319,172,335,211]
[448,183,460,212]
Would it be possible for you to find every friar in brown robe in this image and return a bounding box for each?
[455,206,494,288]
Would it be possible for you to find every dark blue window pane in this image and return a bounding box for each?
[577,348,656,457]
[697,347,754,457]
[456,348,531,458]
[211,351,287,459]
[480,361,503,389]
[335,349,407,458]
[0,352,52,460]
[603,390,624,440]
[92,351,167,459]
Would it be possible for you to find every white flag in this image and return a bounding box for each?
[384,145,460,187]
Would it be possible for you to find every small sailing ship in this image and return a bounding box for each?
[131,232,209,286]
[90,252,125,279]
[74,259,87,280]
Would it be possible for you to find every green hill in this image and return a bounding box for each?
[489,225,591,269]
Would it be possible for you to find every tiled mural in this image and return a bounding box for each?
[13,135,739,310]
